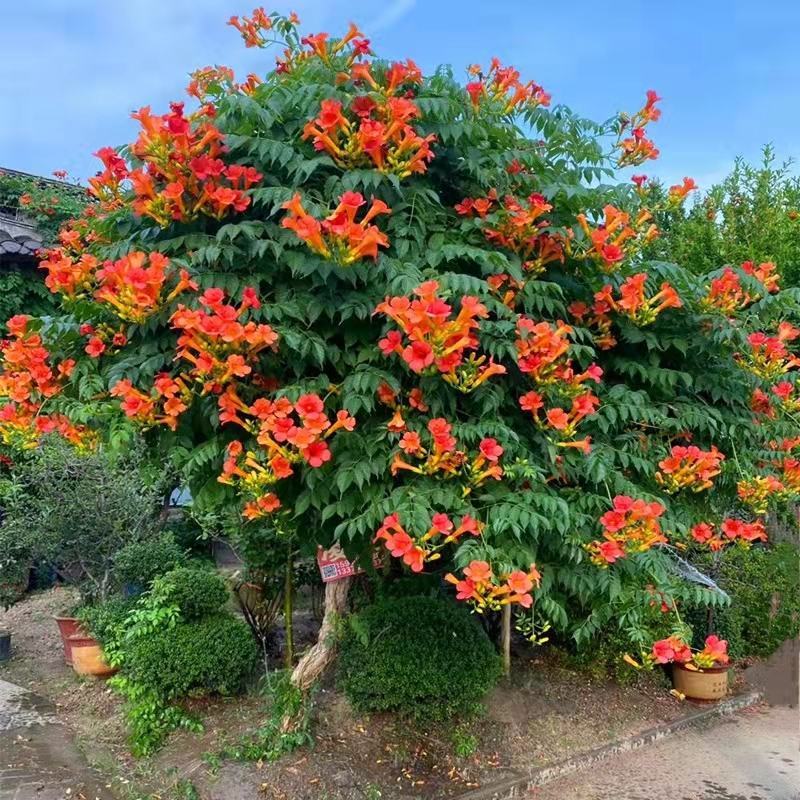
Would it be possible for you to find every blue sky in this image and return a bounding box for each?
[2,1,798,190]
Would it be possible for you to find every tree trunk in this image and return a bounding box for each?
[501,603,512,678]
[283,549,294,670]
[289,575,352,693]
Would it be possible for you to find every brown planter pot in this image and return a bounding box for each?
[68,634,116,678]
[54,616,85,664]
[672,663,729,700]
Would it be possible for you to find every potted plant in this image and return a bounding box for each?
[651,634,731,700]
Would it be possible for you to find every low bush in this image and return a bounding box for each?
[151,566,229,621]
[689,543,800,660]
[123,614,258,699]
[338,595,501,720]
[114,533,184,589]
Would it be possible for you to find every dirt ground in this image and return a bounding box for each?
[0,588,748,800]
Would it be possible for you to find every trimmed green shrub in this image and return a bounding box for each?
[338,595,501,719]
[114,533,184,589]
[152,566,229,621]
[123,614,258,699]
[690,543,800,659]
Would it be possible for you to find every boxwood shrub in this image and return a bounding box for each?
[152,566,229,621]
[114,533,184,589]
[124,614,258,699]
[338,595,501,719]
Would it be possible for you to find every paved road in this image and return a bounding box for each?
[530,705,799,800]
[0,679,113,800]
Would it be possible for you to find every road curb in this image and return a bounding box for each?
[457,689,764,799]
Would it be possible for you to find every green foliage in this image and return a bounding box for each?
[223,670,314,762]
[0,270,58,331]
[149,566,230,621]
[108,675,203,757]
[123,614,258,699]
[76,597,135,647]
[451,725,479,758]
[0,437,166,603]
[114,533,184,588]
[648,146,800,286]
[689,543,800,659]
[338,595,501,719]
[569,610,681,687]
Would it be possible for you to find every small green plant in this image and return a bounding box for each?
[338,595,501,720]
[451,725,479,759]
[223,670,314,762]
[114,533,184,589]
[107,675,202,757]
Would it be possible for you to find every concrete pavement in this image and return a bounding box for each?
[0,678,114,800]
[529,704,799,800]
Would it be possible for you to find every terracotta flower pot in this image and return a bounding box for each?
[672,662,729,700]
[54,616,85,664]
[68,634,116,678]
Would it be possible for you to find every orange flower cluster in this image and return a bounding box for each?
[465,58,551,114]
[782,457,800,494]
[170,287,278,394]
[41,245,196,330]
[227,7,274,48]
[649,634,729,669]
[89,103,262,227]
[655,445,725,493]
[95,252,197,324]
[603,273,682,326]
[186,65,262,101]
[219,396,356,519]
[376,281,505,392]
[701,261,780,314]
[0,316,89,449]
[111,374,192,431]
[374,512,483,572]
[518,389,599,451]
[690,518,767,551]
[514,318,572,383]
[568,291,617,350]
[737,474,788,514]
[390,421,504,494]
[445,560,542,611]
[281,191,390,264]
[376,383,429,432]
[302,62,435,178]
[666,177,697,205]
[576,205,658,272]
[455,191,567,276]
[486,274,524,309]
[616,90,661,167]
[737,323,800,381]
[770,381,800,415]
[587,495,667,566]
[39,218,103,300]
